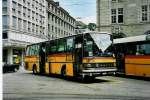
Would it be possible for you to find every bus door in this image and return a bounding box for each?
[74,36,83,75]
[39,43,46,74]
[114,44,125,73]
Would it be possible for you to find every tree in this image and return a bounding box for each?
[88,23,96,31]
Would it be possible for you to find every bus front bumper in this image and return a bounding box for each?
[81,67,117,76]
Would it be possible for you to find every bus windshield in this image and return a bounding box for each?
[90,33,112,52]
[84,33,113,57]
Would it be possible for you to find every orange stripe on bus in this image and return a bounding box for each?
[126,55,150,59]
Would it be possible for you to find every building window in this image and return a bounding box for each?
[111,8,123,24]
[12,1,17,9]
[23,7,26,18]
[2,15,8,29]
[36,13,38,22]
[111,9,116,23]
[3,7,7,14]
[18,4,22,11]
[112,0,117,2]
[18,18,22,30]
[18,10,21,17]
[12,16,17,29]
[52,15,54,21]
[32,24,35,32]
[36,25,38,33]
[12,8,16,15]
[3,0,7,7]
[23,0,26,4]
[52,25,54,32]
[27,2,30,7]
[28,9,30,18]
[3,32,8,39]
[118,8,123,23]
[142,5,148,21]
[32,11,35,20]
[23,20,27,31]
[28,22,31,32]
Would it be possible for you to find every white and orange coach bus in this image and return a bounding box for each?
[114,35,150,78]
[24,31,117,80]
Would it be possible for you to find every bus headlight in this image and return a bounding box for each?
[84,64,92,68]
[87,64,92,67]
[96,63,99,67]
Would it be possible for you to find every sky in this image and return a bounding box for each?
[54,0,96,24]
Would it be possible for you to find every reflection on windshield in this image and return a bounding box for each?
[83,33,113,57]
[90,33,112,52]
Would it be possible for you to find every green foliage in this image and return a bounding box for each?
[88,23,96,31]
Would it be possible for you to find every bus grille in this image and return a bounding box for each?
[83,63,114,68]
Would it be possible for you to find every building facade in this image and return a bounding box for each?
[46,0,76,39]
[2,0,75,65]
[96,0,150,36]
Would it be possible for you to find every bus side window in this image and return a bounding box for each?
[136,44,145,55]
[49,41,57,54]
[26,46,30,56]
[57,39,66,53]
[67,38,74,52]
[145,44,150,55]
[30,46,34,56]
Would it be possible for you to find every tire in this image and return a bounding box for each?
[32,65,38,74]
[61,67,66,78]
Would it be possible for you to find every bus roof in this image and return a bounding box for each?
[83,31,111,35]
[26,31,111,47]
[114,35,147,44]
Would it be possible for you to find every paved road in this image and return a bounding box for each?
[3,67,150,100]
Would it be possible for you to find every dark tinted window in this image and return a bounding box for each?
[3,32,8,39]
[57,39,66,52]
[49,41,57,54]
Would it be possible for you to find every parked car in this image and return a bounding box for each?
[3,63,20,73]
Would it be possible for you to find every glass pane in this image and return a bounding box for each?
[90,33,112,52]
[58,40,65,52]
[3,0,7,7]
[3,8,7,14]
[145,44,150,54]
[12,16,17,28]
[2,15,8,27]
[85,41,93,56]
[118,8,123,14]
[67,38,73,51]
[50,42,57,53]
[142,5,147,12]
[118,15,123,23]
[137,44,150,55]
[51,46,57,52]
[112,16,116,23]
[111,9,116,14]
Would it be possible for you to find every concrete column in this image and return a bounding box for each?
[96,0,101,31]
[7,48,13,64]
[21,48,25,67]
